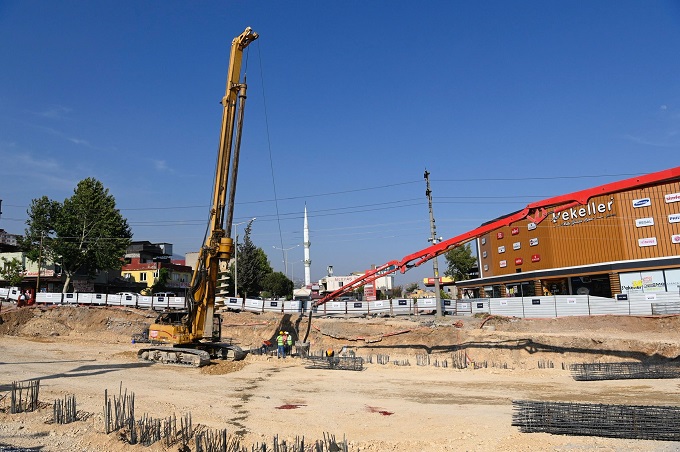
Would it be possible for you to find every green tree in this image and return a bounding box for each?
[444,243,476,282]
[392,285,403,298]
[405,282,419,294]
[262,272,293,299]
[0,257,25,286]
[236,221,272,297]
[151,267,170,294]
[22,178,132,292]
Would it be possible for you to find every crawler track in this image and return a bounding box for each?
[137,347,212,367]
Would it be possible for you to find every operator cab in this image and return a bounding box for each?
[155,311,187,325]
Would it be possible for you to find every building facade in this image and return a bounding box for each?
[121,241,192,294]
[457,176,680,298]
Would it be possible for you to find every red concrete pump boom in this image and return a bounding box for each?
[314,166,680,308]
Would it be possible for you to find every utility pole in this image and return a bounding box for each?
[424,170,443,318]
[36,232,44,295]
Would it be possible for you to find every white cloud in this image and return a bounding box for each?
[68,137,92,146]
[151,159,172,172]
[34,105,73,120]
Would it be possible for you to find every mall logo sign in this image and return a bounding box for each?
[529,238,539,246]
[633,198,651,208]
[665,192,680,204]
[669,213,680,224]
[635,217,654,228]
[672,235,680,244]
[552,199,614,224]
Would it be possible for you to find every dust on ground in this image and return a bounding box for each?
[1,302,679,451]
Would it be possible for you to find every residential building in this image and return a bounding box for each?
[121,241,192,294]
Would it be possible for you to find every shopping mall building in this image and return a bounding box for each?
[455,167,680,299]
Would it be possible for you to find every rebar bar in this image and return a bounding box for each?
[512,400,680,441]
[450,351,467,369]
[103,383,135,434]
[392,359,410,366]
[53,394,77,424]
[195,427,229,452]
[538,359,554,369]
[570,362,680,381]
[416,354,430,366]
[10,380,40,414]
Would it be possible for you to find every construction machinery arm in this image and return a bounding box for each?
[188,27,259,341]
[311,166,680,311]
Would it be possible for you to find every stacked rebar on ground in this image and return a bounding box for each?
[512,400,680,441]
[570,362,680,381]
[305,355,364,371]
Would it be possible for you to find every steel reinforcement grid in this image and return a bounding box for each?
[305,356,364,371]
[570,362,680,381]
[512,400,680,441]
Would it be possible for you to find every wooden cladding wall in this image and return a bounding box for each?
[616,181,680,259]
[547,193,623,268]
[479,180,680,277]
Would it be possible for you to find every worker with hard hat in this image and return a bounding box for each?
[285,331,293,356]
[276,330,286,359]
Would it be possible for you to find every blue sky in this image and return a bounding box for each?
[1,1,679,288]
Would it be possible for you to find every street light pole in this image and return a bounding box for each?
[233,218,256,298]
[272,245,300,279]
[425,170,443,319]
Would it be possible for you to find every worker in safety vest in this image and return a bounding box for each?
[276,331,286,358]
[284,331,292,355]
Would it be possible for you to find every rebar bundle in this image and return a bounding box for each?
[246,433,348,452]
[305,356,364,371]
[132,413,162,446]
[432,359,448,368]
[512,400,680,441]
[538,360,554,369]
[195,428,235,452]
[10,380,40,414]
[53,394,77,424]
[450,351,467,369]
[103,384,135,434]
[570,362,680,381]
[376,354,390,365]
[416,354,430,366]
[163,412,193,448]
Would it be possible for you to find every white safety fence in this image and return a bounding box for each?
[3,288,679,319]
[467,292,680,318]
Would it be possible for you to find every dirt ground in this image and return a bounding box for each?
[1,301,680,451]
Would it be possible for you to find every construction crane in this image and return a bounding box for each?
[302,165,680,342]
[138,27,259,367]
